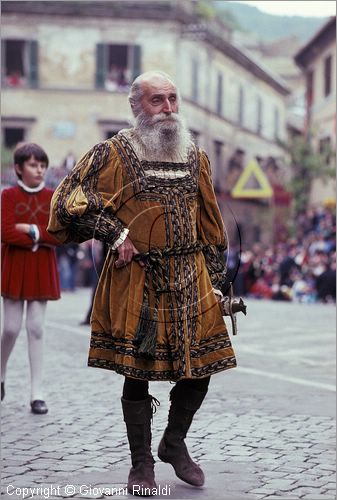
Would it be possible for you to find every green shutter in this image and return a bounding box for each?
[96,43,107,89]
[131,45,141,81]
[28,40,38,88]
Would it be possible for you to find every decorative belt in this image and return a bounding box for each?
[133,241,204,360]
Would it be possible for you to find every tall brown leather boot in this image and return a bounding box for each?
[121,395,159,496]
[157,384,207,487]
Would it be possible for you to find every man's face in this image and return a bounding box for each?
[139,79,178,118]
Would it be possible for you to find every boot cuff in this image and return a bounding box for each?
[121,395,160,424]
[121,396,152,424]
[169,385,207,411]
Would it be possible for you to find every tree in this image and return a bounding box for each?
[288,135,335,215]
[196,0,216,20]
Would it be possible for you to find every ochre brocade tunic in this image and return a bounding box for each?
[47,132,237,380]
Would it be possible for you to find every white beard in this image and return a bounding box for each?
[129,111,192,163]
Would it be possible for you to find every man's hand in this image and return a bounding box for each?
[213,289,223,303]
[115,236,144,268]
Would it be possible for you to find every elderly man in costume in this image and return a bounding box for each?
[48,71,237,496]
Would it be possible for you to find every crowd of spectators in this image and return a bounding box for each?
[226,206,336,303]
[3,158,334,304]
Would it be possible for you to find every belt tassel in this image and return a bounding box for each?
[133,242,204,360]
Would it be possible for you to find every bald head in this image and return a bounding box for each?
[128,71,190,161]
[132,70,175,89]
[129,71,179,117]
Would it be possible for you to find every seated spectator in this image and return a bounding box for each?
[237,204,335,304]
[316,260,336,303]
[6,70,25,87]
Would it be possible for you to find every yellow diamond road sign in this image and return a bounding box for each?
[231,160,273,199]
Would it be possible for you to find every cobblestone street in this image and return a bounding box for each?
[1,288,336,500]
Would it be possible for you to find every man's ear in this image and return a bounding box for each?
[129,99,138,117]
[129,98,136,112]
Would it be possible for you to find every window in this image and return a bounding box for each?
[1,39,38,88]
[98,120,129,139]
[306,70,314,107]
[2,117,36,149]
[256,96,263,135]
[190,129,200,146]
[319,136,332,163]
[191,59,199,102]
[105,130,119,139]
[96,44,141,90]
[227,148,245,172]
[213,140,224,192]
[216,72,223,115]
[238,85,244,127]
[324,54,332,97]
[3,127,25,148]
[274,107,280,141]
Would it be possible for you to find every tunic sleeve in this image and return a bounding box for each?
[1,188,34,249]
[47,141,125,246]
[197,150,227,290]
[33,190,61,246]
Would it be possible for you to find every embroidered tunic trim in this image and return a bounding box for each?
[47,132,236,380]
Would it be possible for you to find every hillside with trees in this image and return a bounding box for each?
[213,1,328,42]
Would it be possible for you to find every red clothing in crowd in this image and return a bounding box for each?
[1,185,61,300]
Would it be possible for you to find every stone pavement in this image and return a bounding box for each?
[1,289,336,500]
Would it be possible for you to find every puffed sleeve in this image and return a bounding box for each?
[1,188,34,248]
[197,150,227,290]
[47,141,126,246]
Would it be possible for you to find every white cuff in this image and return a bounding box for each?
[29,224,40,242]
[110,228,129,250]
[34,225,40,242]
[30,224,40,252]
[213,288,223,298]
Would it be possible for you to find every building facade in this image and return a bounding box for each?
[2,0,290,245]
[295,17,336,206]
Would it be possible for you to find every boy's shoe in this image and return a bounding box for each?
[30,400,48,414]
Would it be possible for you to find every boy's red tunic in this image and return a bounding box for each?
[1,185,60,300]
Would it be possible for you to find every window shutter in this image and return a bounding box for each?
[131,45,141,81]
[28,40,38,88]
[216,72,223,115]
[96,43,107,89]
[257,96,263,135]
[238,86,244,126]
[191,59,199,102]
[1,40,6,84]
[324,55,332,97]
[274,107,280,140]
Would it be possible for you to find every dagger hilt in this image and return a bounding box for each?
[220,283,247,335]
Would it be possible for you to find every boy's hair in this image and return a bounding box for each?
[14,143,49,178]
